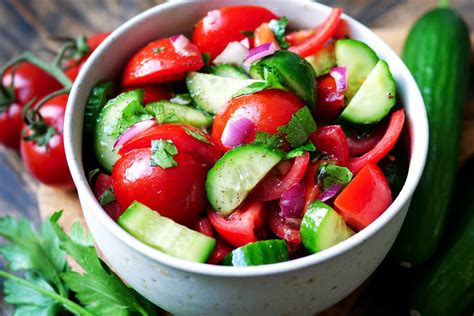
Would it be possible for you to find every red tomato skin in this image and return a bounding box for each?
[194,218,214,238]
[192,6,278,59]
[122,38,203,86]
[268,203,301,245]
[20,95,74,189]
[207,201,266,248]
[334,163,392,231]
[193,218,233,264]
[310,125,349,166]
[122,84,173,104]
[112,148,208,227]
[314,74,345,120]
[212,90,305,151]
[93,173,123,221]
[119,123,222,167]
[303,162,321,213]
[1,62,62,149]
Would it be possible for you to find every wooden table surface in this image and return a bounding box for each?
[0,0,473,315]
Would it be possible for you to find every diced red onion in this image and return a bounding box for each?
[113,119,155,149]
[244,42,277,66]
[279,183,306,219]
[240,38,250,49]
[170,34,196,57]
[319,183,342,202]
[330,66,347,92]
[213,41,249,67]
[221,117,255,148]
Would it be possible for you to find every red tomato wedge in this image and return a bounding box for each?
[268,204,301,245]
[288,8,342,57]
[334,163,392,231]
[347,122,386,157]
[314,74,345,120]
[251,152,310,201]
[207,201,266,248]
[347,109,405,173]
[122,36,204,86]
[310,125,349,166]
[194,218,233,264]
[119,123,222,167]
[192,6,278,59]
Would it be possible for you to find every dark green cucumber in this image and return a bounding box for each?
[118,201,215,263]
[220,240,289,266]
[407,157,474,316]
[84,81,116,141]
[391,7,471,266]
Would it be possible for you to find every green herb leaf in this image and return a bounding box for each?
[233,67,287,98]
[240,30,254,38]
[268,17,290,49]
[317,163,353,190]
[50,212,158,316]
[285,142,316,159]
[0,217,68,296]
[150,139,178,169]
[152,105,180,124]
[254,132,283,148]
[99,187,116,206]
[153,47,165,54]
[87,168,100,185]
[183,127,211,145]
[277,107,317,147]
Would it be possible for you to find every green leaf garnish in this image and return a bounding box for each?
[87,168,100,185]
[99,187,116,206]
[153,105,180,124]
[232,67,287,98]
[285,142,316,159]
[183,127,211,144]
[153,47,166,54]
[317,163,353,190]
[254,132,284,148]
[268,17,290,49]
[277,107,317,147]
[240,30,255,38]
[150,139,178,169]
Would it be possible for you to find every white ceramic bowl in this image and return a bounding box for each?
[65,1,428,314]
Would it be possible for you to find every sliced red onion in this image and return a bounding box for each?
[244,42,277,67]
[213,41,249,67]
[279,183,305,219]
[170,34,196,57]
[221,117,255,148]
[319,183,342,202]
[240,38,250,49]
[330,66,347,92]
[113,119,155,149]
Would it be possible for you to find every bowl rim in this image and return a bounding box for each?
[65,0,428,277]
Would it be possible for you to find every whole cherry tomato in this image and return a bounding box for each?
[211,90,304,151]
[1,62,62,149]
[112,148,208,227]
[193,6,278,59]
[20,94,74,189]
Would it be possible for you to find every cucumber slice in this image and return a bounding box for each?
[145,101,212,129]
[94,90,152,172]
[84,81,116,141]
[211,64,249,79]
[206,144,284,215]
[220,240,289,266]
[335,39,379,100]
[118,201,216,263]
[300,201,354,253]
[305,43,336,77]
[186,72,262,114]
[339,60,396,124]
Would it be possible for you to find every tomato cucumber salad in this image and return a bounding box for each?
[85,6,407,266]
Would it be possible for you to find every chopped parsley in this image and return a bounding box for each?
[317,163,353,190]
[286,142,316,159]
[183,127,211,144]
[277,107,317,147]
[98,187,116,206]
[150,139,178,169]
[153,47,166,54]
[240,30,255,38]
[268,17,290,49]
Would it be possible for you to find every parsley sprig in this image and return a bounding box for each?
[0,212,158,315]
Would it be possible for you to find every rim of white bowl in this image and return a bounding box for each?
[65,0,428,277]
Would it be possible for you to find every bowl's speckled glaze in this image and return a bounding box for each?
[65,1,428,314]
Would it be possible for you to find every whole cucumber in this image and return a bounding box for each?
[408,157,474,315]
[391,7,471,266]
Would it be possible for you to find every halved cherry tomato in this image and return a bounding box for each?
[119,123,222,167]
[347,122,386,157]
[334,163,392,231]
[212,90,304,151]
[347,109,405,173]
[288,8,342,57]
[285,29,315,46]
[254,22,280,48]
[194,218,214,238]
[1,62,62,149]
[194,218,233,264]
[122,84,173,104]
[268,203,301,245]
[192,6,278,59]
[122,37,203,86]
[303,162,321,213]
[112,148,208,226]
[20,94,74,189]
[251,152,310,201]
[310,125,349,166]
[93,173,122,221]
[314,74,345,120]
[207,201,266,248]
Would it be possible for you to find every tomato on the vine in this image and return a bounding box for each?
[20,94,74,189]
[1,62,62,149]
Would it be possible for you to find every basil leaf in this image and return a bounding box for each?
[150,139,178,169]
[268,17,290,49]
[285,142,316,159]
[183,127,212,145]
[277,107,317,147]
[233,66,287,98]
[317,163,353,190]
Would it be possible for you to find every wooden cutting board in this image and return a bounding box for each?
[37,27,474,315]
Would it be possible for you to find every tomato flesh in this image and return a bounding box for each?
[192,6,278,59]
[310,125,349,166]
[334,163,392,231]
[122,37,204,86]
[314,74,345,120]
